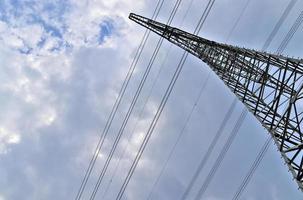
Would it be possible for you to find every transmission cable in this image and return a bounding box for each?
[114,1,216,199]
[89,32,164,200]
[146,72,211,200]
[232,135,271,200]
[225,0,251,42]
[88,1,184,199]
[101,0,197,198]
[74,1,164,200]
[262,0,298,51]
[101,44,174,199]
[180,98,237,200]
[276,10,303,54]
[194,109,248,200]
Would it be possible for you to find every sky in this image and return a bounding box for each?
[0,0,302,199]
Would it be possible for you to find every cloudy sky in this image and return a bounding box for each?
[0,0,302,199]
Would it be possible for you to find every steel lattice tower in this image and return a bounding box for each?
[129,13,303,191]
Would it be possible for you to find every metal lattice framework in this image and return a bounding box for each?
[129,13,303,191]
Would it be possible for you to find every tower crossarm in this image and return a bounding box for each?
[129,13,303,191]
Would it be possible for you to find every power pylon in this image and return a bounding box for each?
[129,13,303,191]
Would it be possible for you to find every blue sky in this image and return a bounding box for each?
[0,0,302,199]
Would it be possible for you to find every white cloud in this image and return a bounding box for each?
[0,126,20,154]
[40,107,57,126]
[0,21,7,32]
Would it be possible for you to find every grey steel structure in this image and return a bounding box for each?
[129,13,303,191]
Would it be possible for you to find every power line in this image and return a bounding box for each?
[115,1,216,199]
[115,43,187,200]
[101,0,197,198]
[194,109,248,200]
[180,98,237,200]
[262,0,298,51]
[88,0,184,199]
[89,32,164,200]
[225,0,251,42]
[101,43,174,200]
[74,1,164,199]
[276,10,303,54]
[146,72,211,200]
[232,136,271,200]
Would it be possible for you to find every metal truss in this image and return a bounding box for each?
[129,13,303,191]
